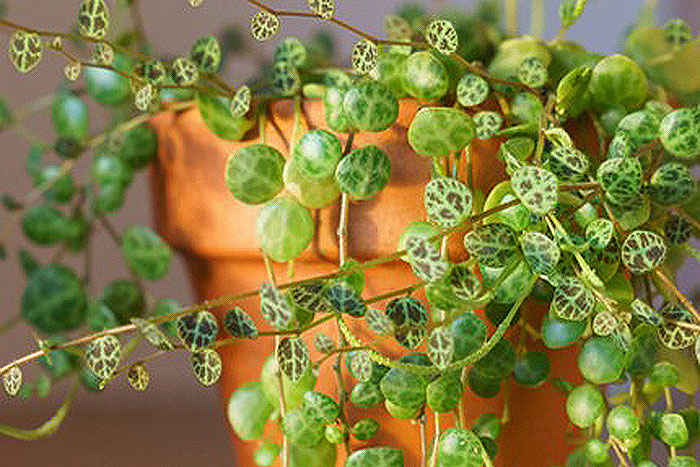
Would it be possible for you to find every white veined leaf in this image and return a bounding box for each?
[131,317,175,351]
[127,363,150,391]
[189,0,203,7]
[276,337,310,382]
[191,348,222,386]
[3,366,22,397]
[63,61,81,81]
[427,326,454,369]
[365,308,394,336]
[230,85,251,118]
[405,236,449,282]
[308,0,335,20]
[260,283,293,330]
[313,333,335,354]
[351,40,378,75]
[85,335,122,380]
[511,166,558,215]
[176,311,219,351]
[250,10,280,42]
[425,20,458,55]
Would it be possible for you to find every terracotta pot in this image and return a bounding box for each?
[149,100,588,467]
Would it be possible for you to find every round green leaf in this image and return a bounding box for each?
[424,177,472,228]
[335,146,390,199]
[227,382,274,441]
[121,226,172,280]
[21,266,87,333]
[408,107,474,157]
[225,144,285,204]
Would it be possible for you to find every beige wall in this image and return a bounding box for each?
[0,1,695,466]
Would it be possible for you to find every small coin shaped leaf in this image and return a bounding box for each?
[78,0,110,39]
[277,337,310,382]
[3,366,22,397]
[408,107,475,157]
[596,157,643,206]
[257,196,314,262]
[9,31,43,73]
[345,447,404,467]
[664,215,692,244]
[343,81,399,132]
[427,326,454,369]
[272,60,301,96]
[308,0,335,19]
[426,372,463,413]
[585,219,614,250]
[122,226,173,280]
[630,298,662,327]
[314,333,335,354]
[566,384,605,428]
[424,178,473,228]
[352,418,379,441]
[438,428,483,467]
[127,363,150,391]
[425,20,458,55]
[406,236,449,282]
[592,311,617,336]
[131,317,175,351]
[517,57,548,88]
[658,304,697,349]
[365,308,395,336]
[64,61,81,81]
[659,107,700,158]
[520,231,561,275]
[401,51,449,101]
[191,348,222,386]
[91,43,114,65]
[348,350,373,381]
[260,283,293,330]
[385,296,428,349]
[170,57,199,86]
[293,130,342,180]
[457,73,489,107]
[552,277,595,321]
[324,283,366,317]
[335,146,391,200]
[134,83,156,112]
[176,311,219,351]
[287,282,333,314]
[230,85,251,118]
[511,166,558,215]
[473,111,503,140]
[463,223,518,268]
[621,230,666,274]
[250,10,280,41]
[223,307,259,339]
[85,335,122,380]
[303,391,340,424]
[352,39,378,74]
[648,162,695,206]
[225,145,285,204]
[546,146,589,182]
[664,18,692,48]
[282,410,325,447]
[350,381,384,407]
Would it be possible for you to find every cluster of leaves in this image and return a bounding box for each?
[2,1,700,467]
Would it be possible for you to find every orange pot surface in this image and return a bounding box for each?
[149,100,584,467]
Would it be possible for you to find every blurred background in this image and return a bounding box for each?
[0,0,697,466]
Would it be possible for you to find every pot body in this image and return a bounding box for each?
[149,100,584,467]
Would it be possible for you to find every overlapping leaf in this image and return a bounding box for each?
[85,335,121,380]
[191,348,222,386]
[260,283,293,329]
[276,337,310,382]
[224,307,259,339]
[405,236,448,282]
[464,223,518,268]
[511,166,558,215]
[176,311,219,351]
[424,178,472,228]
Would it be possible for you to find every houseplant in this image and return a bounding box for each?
[1,0,699,466]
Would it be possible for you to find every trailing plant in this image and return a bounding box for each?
[1,1,699,466]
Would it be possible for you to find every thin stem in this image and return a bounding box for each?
[419,413,428,467]
[609,438,631,467]
[428,412,440,467]
[664,387,674,411]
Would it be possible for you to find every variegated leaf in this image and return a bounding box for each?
[85,335,122,380]
[463,223,518,268]
[2,366,22,397]
[552,277,595,321]
[176,311,219,351]
[224,307,259,339]
[630,298,662,327]
[229,85,251,118]
[658,304,697,349]
[324,283,366,317]
[303,391,340,424]
[308,0,335,20]
[365,308,394,336]
[427,326,454,369]
[585,219,614,250]
[424,177,473,228]
[385,297,428,348]
[277,337,310,382]
[592,311,617,336]
[131,317,175,351]
[260,283,293,329]
[511,166,558,215]
[351,40,378,74]
[406,236,449,282]
[127,363,150,391]
[348,350,373,382]
[425,20,458,55]
[250,10,280,42]
[621,230,667,275]
[191,348,222,386]
[520,231,561,275]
